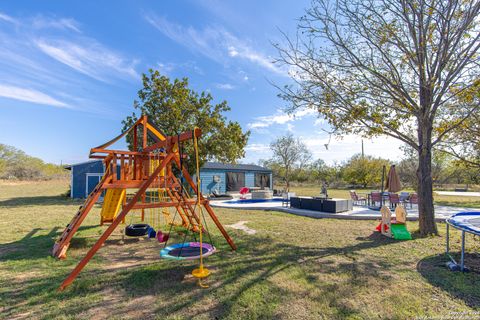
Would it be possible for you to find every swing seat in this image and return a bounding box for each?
[160,242,216,260]
[156,231,169,243]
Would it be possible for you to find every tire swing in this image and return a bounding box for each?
[159,129,215,287]
[125,223,151,237]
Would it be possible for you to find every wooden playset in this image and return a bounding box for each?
[52,115,236,290]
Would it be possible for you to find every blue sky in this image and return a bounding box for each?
[0,1,403,165]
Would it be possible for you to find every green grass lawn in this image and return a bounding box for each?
[1,180,480,319]
[286,185,480,208]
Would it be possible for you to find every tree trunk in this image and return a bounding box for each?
[417,123,438,235]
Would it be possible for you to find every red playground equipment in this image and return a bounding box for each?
[52,115,236,290]
[239,187,250,199]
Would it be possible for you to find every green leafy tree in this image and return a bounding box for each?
[308,159,337,184]
[0,144,67,180]
[276,0,480,235]
[342,154,390,188]
[122,70,250,173]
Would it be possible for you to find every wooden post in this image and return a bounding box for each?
[142,115,147,150]
[112,154,117,182]
[120,154,125,180]
[133,126,137,152]
[59,153,174,290]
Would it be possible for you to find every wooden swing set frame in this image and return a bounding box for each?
[52,115,236,290]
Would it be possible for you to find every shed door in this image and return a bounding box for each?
[86,174,102,198]
[255,173,271,189]
[226,172,245,191]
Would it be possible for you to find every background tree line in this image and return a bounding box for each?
[260,135,480,190]
[0,144,68,180]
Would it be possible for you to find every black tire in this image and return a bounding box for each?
[125,224,150,237]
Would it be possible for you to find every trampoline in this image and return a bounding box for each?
[160,242,216,260]
[446,212,480,272]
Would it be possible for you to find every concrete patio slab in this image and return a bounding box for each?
[210,199,480,222]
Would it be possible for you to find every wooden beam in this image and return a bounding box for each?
[143,128,202,152]
[59,152,175,290]
[102,179,178,189]
[90,149,149,156]
[131,199,208,209]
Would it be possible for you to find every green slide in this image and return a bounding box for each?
[390,224,412,240]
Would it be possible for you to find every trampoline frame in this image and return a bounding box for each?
[160,242,216,260]
[445,212,480,272]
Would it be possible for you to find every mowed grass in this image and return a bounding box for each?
[1,180,480,319]
[287,185,480,208]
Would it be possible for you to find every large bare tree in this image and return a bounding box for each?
[270,134,312,191]
[276,0,480,235]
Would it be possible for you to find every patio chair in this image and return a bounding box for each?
[399,192,410,205]
[409,193,418,208]
[349,190,366,206]
[389,193,400,208]
[370,192,382,207]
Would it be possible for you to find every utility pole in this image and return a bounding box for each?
[361,139,364,159]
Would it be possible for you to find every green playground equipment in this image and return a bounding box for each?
[376,205,412,240]
[390,223,412,240]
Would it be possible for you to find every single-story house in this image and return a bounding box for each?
[66,160,273,199]
[197,162,273,195]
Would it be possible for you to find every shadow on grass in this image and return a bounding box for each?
[0,195,82,207]
[417,254,480,308]
[0,225,97,261]
[118,231,397,319]
[1,229,404,318]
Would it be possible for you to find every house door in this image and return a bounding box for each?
[226,172,245,192]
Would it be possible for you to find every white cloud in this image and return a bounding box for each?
[248,108,316,130]
[32,16,81,33]
[35,38,139,82]
[314,118,326,126]
[0,12,17,24]
[245,143,270,152]
[157,62,175,75]
[298,134,403,164]
[228,46,239,57]
[215,83,235,90]
[145,15,286,76]
[0,84,68,108]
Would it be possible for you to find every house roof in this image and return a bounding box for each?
[202,162,272,172]
[64,160,102,170]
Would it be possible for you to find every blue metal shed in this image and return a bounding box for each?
[65,160,104,199]
[197,162,273,195]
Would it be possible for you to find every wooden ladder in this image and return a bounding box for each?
[52,172,110,259]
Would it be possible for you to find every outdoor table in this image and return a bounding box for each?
[367,192,390,207]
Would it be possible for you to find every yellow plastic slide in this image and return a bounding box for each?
[100,189,126,224]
